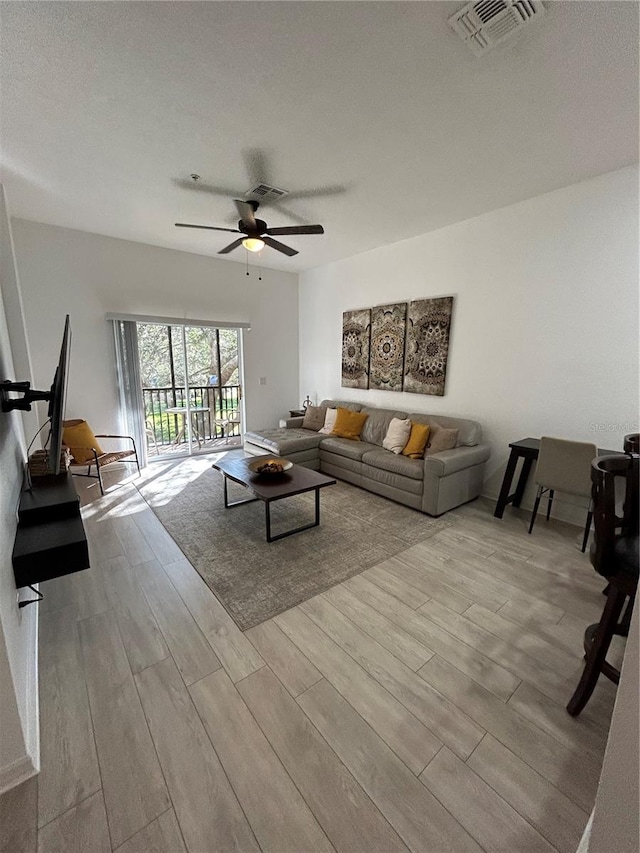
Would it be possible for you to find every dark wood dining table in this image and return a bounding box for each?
[494,438,618,519]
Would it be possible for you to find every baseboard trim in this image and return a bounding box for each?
[0,601,40,795]
[0,753,38,796]
[23,602,40,775]
[480,489,588,528]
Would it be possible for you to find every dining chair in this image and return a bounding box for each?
[567,453,639,716]
[214,409,241,443]
[528,436,597,552]
[227,409,242,438]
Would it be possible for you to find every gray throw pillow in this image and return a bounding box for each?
[425,424,459,455]
[302,405,327,431]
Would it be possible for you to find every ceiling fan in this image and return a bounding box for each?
[175,199,324,257]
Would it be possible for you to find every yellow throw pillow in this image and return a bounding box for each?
[331,407,368,441]
[62,419,103,464]
[402,422,430,459]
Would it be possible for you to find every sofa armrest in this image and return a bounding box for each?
[282,416,305,429]
[423,443,491,477]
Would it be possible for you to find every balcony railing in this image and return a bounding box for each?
[143,384,241,447]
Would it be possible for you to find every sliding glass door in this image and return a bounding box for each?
[114,318,243,463]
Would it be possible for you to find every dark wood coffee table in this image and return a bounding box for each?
[212,456,336,542]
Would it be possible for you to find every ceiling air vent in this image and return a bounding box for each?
[244,183,289,203]
[449,0,545,56]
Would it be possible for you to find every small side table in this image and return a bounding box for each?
[289,409,306,417]
[494,438,541,518]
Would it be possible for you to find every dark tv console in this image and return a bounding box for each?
[13,473,90,589]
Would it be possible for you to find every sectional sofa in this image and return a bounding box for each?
[244,399,490,516]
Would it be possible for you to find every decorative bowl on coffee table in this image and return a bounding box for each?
[248,457,293,477]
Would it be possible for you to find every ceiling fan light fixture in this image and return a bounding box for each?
[242,237,265,253]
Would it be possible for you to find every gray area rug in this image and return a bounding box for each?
[138,455,451,630]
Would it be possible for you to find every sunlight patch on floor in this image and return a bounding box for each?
[136,452,229,507]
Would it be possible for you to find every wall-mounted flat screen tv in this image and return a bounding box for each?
[0,314,71,475]
[46,314,71,474]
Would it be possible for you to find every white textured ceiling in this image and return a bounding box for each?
[1,1,638,272]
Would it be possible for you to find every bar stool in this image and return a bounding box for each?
[624,432,639,454]
[567,454,639,716]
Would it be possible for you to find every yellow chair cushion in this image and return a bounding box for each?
[331,407,368,441]
[402,422,431,459]
[62,419,103,464]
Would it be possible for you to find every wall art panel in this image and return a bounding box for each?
[341,308,371,389]
[369,302,407,392]
[403,296,454,396]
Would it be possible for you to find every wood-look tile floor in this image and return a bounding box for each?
[2,466,623,853]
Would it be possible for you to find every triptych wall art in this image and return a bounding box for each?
[341,296,454,396]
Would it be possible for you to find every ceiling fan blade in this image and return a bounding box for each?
[172,178,239,197]
[265,225,324,236]
[218,238,245,255]
[234,199,257,229]
[175,223,240,233]
[269,203,308,225]
[284,184,347,201]
[242,148,270,186]
[262,236,298,257]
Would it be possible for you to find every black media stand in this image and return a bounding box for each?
[13,472,90,589]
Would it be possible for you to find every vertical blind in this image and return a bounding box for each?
[112,319,147,468]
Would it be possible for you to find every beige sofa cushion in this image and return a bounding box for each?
[362,464,424,496]
[318,436,378,461]
[362,448,424,481]
[243,428,323,455]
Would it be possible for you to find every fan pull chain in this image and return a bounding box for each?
[245,249,249,276]
[258,254,262,281]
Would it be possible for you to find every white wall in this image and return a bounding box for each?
[0,185,39,793]
[299,166,639,520]
[10,220,300,437]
